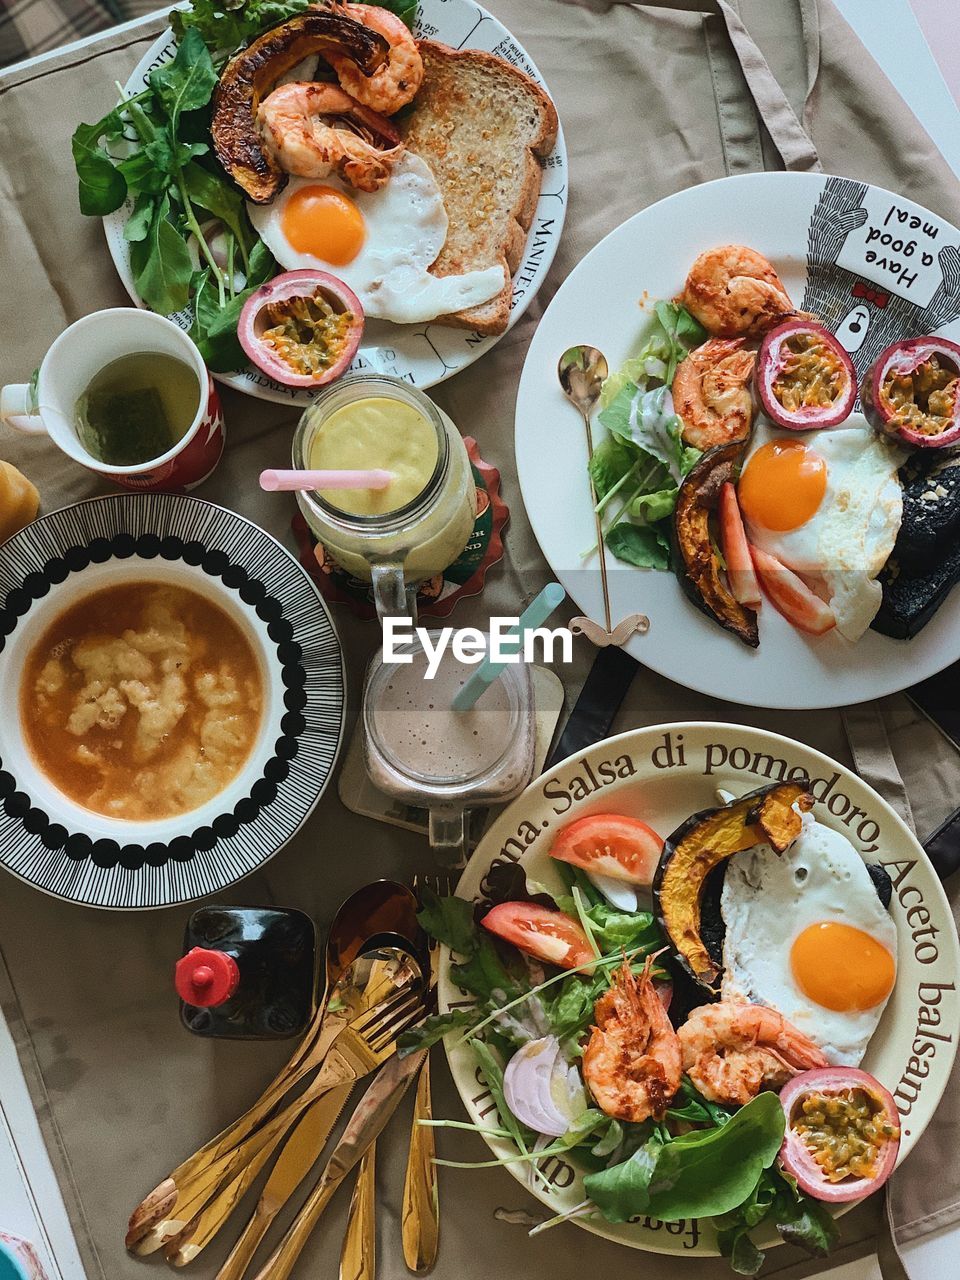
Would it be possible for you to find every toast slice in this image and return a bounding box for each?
[399,40,559,336]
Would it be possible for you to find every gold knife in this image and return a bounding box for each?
[167,1082,354,1273]
[251,1049,428,1280]
[401,1054,439,1273]
[340,1142,376,1280]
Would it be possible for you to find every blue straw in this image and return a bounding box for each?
[452,583,566,712]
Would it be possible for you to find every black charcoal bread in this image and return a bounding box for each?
[872,451,960,638]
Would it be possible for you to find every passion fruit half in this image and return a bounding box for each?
[238,270,363,389]
[779,1067,900,1202]
[862,336,960,448]
[755,320,857,429]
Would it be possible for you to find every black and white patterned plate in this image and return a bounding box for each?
[0,494,345,909]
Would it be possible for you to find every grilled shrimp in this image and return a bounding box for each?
[327,3,424,114]
[672,337,757,449]
[679,1002,829,1107]
[681,245,796,338]
[582,957,682,1123]
[257,82,403,192]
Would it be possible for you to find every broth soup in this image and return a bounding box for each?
[21,582,263,821]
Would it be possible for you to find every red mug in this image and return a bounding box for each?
[0,309,225,492]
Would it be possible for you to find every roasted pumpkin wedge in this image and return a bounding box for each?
[653,779,813,992]
[211,11,389,204]
[672,441,759,648]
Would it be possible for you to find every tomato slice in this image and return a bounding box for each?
[779,1068,900,1202]
[720,482,762,606]
[751,545,837,635]
[549,813,663,887]
[481,902,595,970]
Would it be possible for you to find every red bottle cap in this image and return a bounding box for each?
[175,947,240,1008]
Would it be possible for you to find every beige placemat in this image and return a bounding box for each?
[0,2,958,1276]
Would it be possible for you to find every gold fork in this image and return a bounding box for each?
[128,953,419,1255]
[401,873,448,1273]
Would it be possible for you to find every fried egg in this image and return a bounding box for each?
[737,415,905,640]
[721,811,897,1066]
[247,155,504,324]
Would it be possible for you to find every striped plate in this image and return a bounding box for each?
[0,494,345,909]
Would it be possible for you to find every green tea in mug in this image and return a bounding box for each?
[75,351,200,466]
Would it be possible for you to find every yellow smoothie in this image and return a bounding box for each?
[308,397,439,516]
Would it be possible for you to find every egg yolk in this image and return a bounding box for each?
[737,439,827,531]
[790,922,896,1012]
[281,185,366,266]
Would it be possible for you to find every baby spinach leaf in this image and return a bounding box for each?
[669,1077,733,1129]
[583,1131,664,1222]
[605,522,670,571]
[645,1093,785,1221]
[71,119,127,215]
[149,27,218,134]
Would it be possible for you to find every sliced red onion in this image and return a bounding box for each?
[586,870,639,913]
[502,1036,585,1138]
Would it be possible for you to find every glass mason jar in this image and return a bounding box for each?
[361,631,536,866]
[292,375,477,620]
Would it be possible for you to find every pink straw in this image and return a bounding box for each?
[260,468,394,493]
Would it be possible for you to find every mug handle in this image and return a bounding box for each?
[428,807,467,870]
[0,384,46,435]
[370,559,419,625]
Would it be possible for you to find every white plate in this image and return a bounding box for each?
[440,722,960,1257]
[0,494,345,909]
[515,172,960,709]
[106,0,567,403]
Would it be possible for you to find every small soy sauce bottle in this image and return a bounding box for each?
[175,905,317,1040]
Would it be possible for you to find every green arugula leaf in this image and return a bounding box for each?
[171,0,417,56]
[149,27,218,134]
[182,161,254,253]
[71,119,127,215]
[143,134,209,178]
[604,522,670,571]
[123,192,158,243]
[117,149,172,194]
[397,1008,481,1055]
[583,1131,664,1222]
[130,194,192,315]
[645,1093,785,1221]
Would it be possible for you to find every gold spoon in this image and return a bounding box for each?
[558,345,612,633]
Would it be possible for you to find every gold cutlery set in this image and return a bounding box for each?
[126,879,445,1278]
